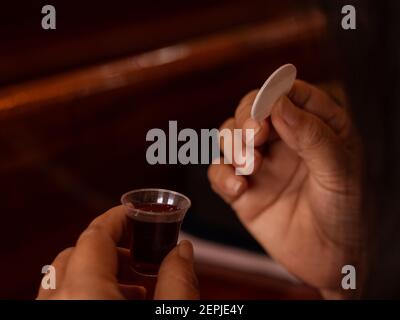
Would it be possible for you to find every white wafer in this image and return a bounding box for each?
[251,64,297,121]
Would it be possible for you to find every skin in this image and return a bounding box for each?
[37,205,199,300]
[208,80,363,298]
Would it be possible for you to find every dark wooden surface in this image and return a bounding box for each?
[196,263,321,300]
[0,1,340,299]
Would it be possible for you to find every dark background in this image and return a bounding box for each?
[323,0,400,298]
[1,0,398,299]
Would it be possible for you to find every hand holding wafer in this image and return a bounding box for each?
[208,65,363,297]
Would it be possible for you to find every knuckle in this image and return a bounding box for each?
[335,108,351,135]
[179,270,199,293]
[78,223,104,243]
[239,90,258,105]
[55,247,74,261]
[87,220,105,233]
[161,260,199,291]
[302,118,327,151]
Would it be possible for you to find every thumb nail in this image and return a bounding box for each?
[278,96,301,127]
[178,240,194,261]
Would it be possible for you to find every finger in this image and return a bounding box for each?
[242,118,270,147]
[288,80,350,135]
[154,240,199,300]
[234,90,258,127]
[37,247,74,299]
[64,205,128,287]
[218,117,235,156]
[208,159,248,203]
[219,118,242,168]
[235,90,270,146]
[118,284,146,300]
[271,96,348,178]
[219,119,262,173]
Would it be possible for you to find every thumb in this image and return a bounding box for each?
[154,240,199,300]
[271,96,348,178]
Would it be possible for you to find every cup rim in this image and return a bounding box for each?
[121,188,191,217]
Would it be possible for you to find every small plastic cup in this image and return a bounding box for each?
[121,188,191,276]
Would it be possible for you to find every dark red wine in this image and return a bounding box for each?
[128,203,181,275]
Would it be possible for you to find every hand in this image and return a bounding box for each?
[37,206,199,300]
[208,80,363,297]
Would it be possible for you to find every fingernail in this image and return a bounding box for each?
[243,118,261,144]
[178,240,194,261]
[278,96,301,127]
[226,176,243,195]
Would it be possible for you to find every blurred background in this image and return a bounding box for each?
[1,0,396,299]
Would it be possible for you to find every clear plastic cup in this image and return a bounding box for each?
[121,188,191,276]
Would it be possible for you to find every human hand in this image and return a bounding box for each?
[208,80,363,297]
[37,206,199,300]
